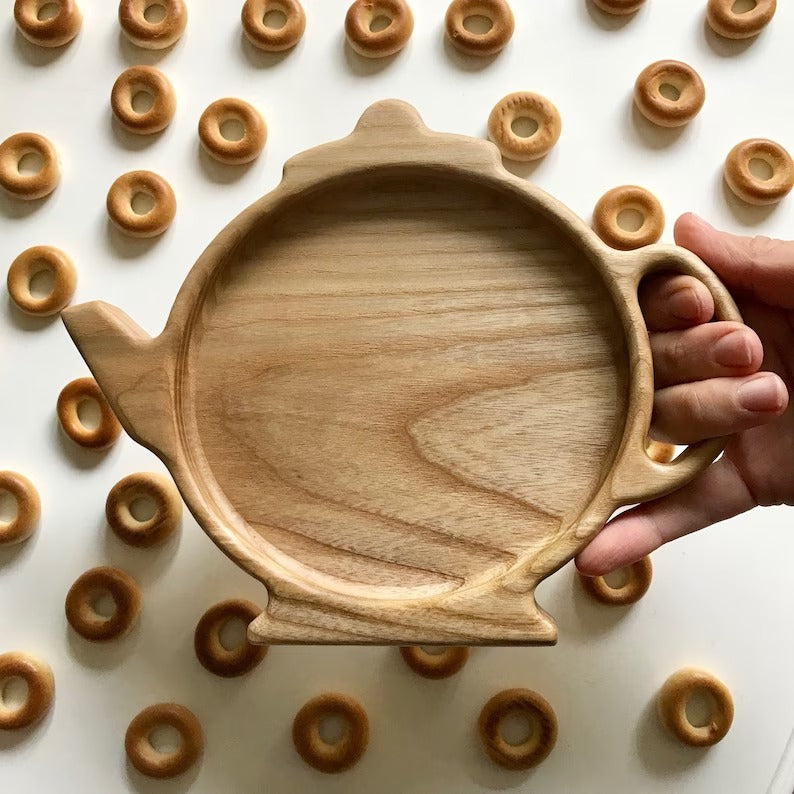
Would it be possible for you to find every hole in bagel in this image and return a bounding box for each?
[419,646,446,656]
[263,8,287,29]
[28,261,56,299]
[499,710,534,746]
[148,724,183,755]
[369,14,392,32]
[130,191,155,215]
[0,490,19,525]
[463,14,494,34]
[219,118,246,142]
[617,208,645,232]
[17,152,44,176]
[129,495,157,522]
[1,676,29,711]
[659,83,681,102]
[131,90,155,114]
[76,398,101,431]
[143,3,166,23]
[90,590,117,619]
[37,2,60,21]
[731,0,757,12]
[602,567,630,589]
[511,116,539,139]
[218,616,248,651]
[685,687,719,728]
[749,157,774,181]
[318,713,349,745]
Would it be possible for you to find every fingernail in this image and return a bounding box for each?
[714,330,753,368]
[737,375,785,412]
[668,287,701,321]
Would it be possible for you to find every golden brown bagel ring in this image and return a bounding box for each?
[106,170,176,237]
[198,98,267,165]
[0,471,40,545]
[7,245,77,316]
[125,703,204,778]
[0,132,59,200]
[57,377,122,450]
[657,667,734,746]
[591,0,644,14]
[118,0,187,49]
[399,646,470,679]
[647,439,675,464]
[634,60,705,128]
[0,652,54,729]
[292,693,369,773]
[65,566,141,641]
[106,472,182,548]
[724,138,794,205]
[194,599,267,677]
[241,0,306,51]
[345,0,414,58]
[592,185,665,250]
[478,688,558,770]
[14,0,82,47]
[707,0,776,39]
[444,0,514,57]
[578,555,653,605]
[488,92,561,162]
[111,66,176,135]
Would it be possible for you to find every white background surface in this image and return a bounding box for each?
[1,1,793,792]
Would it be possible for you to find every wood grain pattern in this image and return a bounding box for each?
[62,100,742,645]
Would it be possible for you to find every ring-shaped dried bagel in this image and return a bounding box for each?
[578,556,653,605]
[707,0,776,39]
[14,0,82,47]
[106,472,182,548]
[0,132,59,200]
[7,245,77,316]
[111,66,176,135]
[344,0,414,58]
[118,0,187,49]
[198,98,267,165]
[106,170,176,237]
[634,60,706,128]
[57,377,122,450]
[724,138,794,205]
[487,92,562,162]
[592,185,665,250]
[0,652,54,729]
[65,566,141,641]
[193,599,267,677]
[444,0,515,57]
[399,646,470,679]
[241,0,306,51]
[0,470,40,545]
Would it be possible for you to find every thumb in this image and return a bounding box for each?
[674,213,794,309]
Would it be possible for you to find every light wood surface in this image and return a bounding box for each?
[62,100,741,645]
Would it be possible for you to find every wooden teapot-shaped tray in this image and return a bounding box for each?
[64,101,739,645]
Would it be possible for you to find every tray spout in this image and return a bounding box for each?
[62,301,179,462]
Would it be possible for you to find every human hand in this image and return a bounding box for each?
[577,213,792,575]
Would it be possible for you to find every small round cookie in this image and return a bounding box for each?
[0,471,40,545]
[399,646,470,679]
[106,472,182,548]
[345,0,414,58]
[125,703,204,778]
[194,599,267,677]
[478,688,557,770]
[488,92,562,162]
[65,566,141,641]
[634,60,705,128]
[198,98,267,165]
[578,555,653,605]
[0,132,59,200]
[293,693,369,773]
[106,170,176,237]
[57,377,122,450]
[111,66,176,135]
[7,245,76,316]
[647,439,675,464]
[118,0,187,49]
[444,0,515,57]
[724,138,794,206]
[242,0,306,51]
[591,0,644,14]
[14,0,82,47]
[592,185,665,250]
[0,652,54,730]
[657,667,734,747]
[707,0,776,39]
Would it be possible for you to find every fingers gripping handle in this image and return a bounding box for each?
[612,245,743,505]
